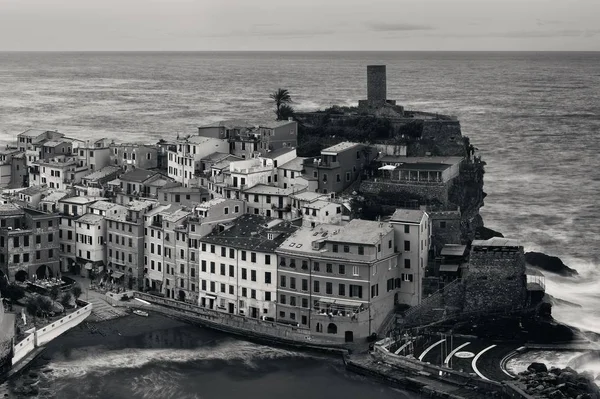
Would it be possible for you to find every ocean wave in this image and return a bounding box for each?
[44,339,315,379]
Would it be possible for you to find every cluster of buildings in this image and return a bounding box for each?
[0,117,443,343]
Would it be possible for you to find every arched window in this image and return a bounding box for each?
[316,323,323,333]
[327,323,337,334]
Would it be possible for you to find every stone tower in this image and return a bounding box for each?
[367,65,387,106]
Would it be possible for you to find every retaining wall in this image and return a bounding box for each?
[12,333,35,366]
[132,292,349,353]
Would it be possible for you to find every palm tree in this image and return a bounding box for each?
[270,89,293,120]
[278,103,295,121]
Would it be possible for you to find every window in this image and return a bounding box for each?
[265,254,271,265]
[290,277,296,289]
[220,284,226,293]
[210,262,215,273]
[301,260,308,270]
[265,292,271,301]
[404,259,411,269]
[339,284,346,296]
[280,294,286,305]
[265,272,271,284]
[290,296,296,307]
[280,275,286,287]
[220,264,226,275]
[404,225,410,234]
[229,285,234,295]
[224,207,229,215]
[326,263,333,273]
[338,264,346,275]
[210,245,215,253]
[402,273,414,282]
[210,282,215,292]
[229,265,235,277]
[229,248,234,258]
[332,244,338,253]
[250,252,256,263]
[251,270,256,282]
[242,268,247,280]
[349,285,363,298]
[343,245,349,253]
[13,254,19,264]
[404,241,410,251]
[440,221,447,229]
[358,246,364,255]
[201,260,206,272]
[387,278,394,292]
[313,281,320,293]
[251,289,256,299]
[221,247,226,257]
[326,282,332,294]
[313,262,320,272]
[301,279,308,291]
[371,284,379,298]
[241,251,247,261]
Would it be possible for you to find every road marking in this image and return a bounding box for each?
[472,344,497,380]
[419,339,446,362]
[394,341,413,355]
[444,342,471,366]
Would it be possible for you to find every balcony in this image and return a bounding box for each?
[271,203,291,212]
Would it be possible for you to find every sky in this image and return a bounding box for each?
[0,0,598,51]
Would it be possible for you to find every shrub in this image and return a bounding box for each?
[71,285,83,299]
[49,286,60,300]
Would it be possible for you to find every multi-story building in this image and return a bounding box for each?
[242,184,307,220]
[74,165,122,198]
[301,198,344,228]
[198,214,297,319]
[106,200,157,289]
[389,209,431,306]
[30,156,90,189]
[167,136,229,186]
[0,148,23,188]
[114,168,164,205]
[58,196,99,274]
[74,213,106,277]
[303,142,373,195]
[17,129,64,153]
[0,204,60,282]
[109,143,158,170]
[157,184,210,207]
[275,219,399,343]
[256,120,298,152]
[72,144,112,172]
[40,139,72,160]
[208,157,277,201]
[197,119,255,141]
[276,155,315,190]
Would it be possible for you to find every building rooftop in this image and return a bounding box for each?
[305,199,336,210]
[321,141,361,154]
[59,196,98,205]
[147,178,173,188]
[289,191,327,202]
[0,203,23,216]
[243,184,306,196]
[262,147,295,159]
[201,152,231,162]
[128,200,157,212]
[82,166,122,182]
[279,156,305,172]
[199,119,255,130]
[472,237,522,248]
[0,148,21,156]
[76,213,104,224]
[18,129,54,138]
[186,136,226,145]
[257,120,296,129]
[19,185,49,197]
[380,155,464,166]
[196,198,227,210]
[328,219,393,245]
[200,214,297,253]
[89,200,119,211]
[120,168,159,183]
[41,191,69,203]
[43,140,67,148]
[390,209,426,224]
[162,207,192,223]
[440,244,468,257]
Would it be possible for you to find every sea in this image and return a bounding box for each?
[0,51,599,398]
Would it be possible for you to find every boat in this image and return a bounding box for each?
[133,310,149,317]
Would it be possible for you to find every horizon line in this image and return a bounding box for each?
[1,50,599,53]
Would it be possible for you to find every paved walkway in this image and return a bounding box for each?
[412,335,519,382]
[69,275,128,321]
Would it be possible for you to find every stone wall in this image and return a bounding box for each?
[429,210,462,255]
[463,249,527,313]
[443,279,465,311]
[359,180,451,207]
[367,65,387,104]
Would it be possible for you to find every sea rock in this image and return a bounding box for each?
[528,362,549,373]
[525,252,578,277]
[475,226,504,240]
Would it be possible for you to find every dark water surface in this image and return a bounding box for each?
[5,319,414,399]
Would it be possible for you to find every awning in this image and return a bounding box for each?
[318,298,363,308]
[111,271,125,279]
[378,165,397,170]
[84,263,93,270]
[439,264,460,272]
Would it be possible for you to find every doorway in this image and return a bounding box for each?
[345,331,354,343]
[228,303,235,314]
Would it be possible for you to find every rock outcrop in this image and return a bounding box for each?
[515,364,600,399]
[525,252,579,277]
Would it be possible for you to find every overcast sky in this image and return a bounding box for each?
[0,0,598,51]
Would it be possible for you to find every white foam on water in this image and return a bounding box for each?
[44,339,313,379]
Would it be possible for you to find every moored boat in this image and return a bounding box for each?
[133,310,149,317]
